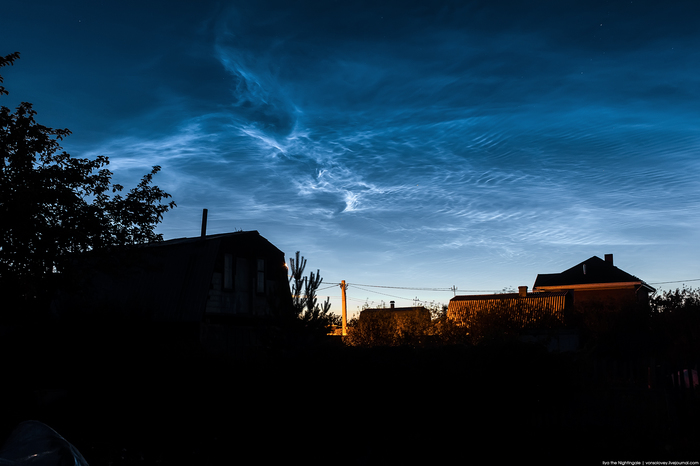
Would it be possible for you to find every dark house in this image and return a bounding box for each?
[359,302,431,326]
[55,231,293,355]
[532,254,655,310]
[58,231,291,321]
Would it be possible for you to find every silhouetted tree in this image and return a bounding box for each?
[0,52,19,96]
[345,308,432,347]
[345,302,447,347]
[0,52,176,316]
[651,286,700,315]
[458,300,564,345]
[426,302,471,345]
[650,286,700,361]
[287,251,334,332]
[288,251,307,312]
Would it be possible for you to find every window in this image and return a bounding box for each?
[256,258,265,293]
[224,254,233,290]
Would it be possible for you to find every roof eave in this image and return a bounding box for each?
[533,281,647,292]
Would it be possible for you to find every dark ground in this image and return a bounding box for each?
[1,324,698,465]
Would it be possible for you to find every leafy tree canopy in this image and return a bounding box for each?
[0,52,176,311]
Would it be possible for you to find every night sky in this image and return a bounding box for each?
[3,0,699,316]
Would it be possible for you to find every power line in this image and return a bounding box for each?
[649,279,700,285]
[320,277,700,299]
[327,281,500,293]
[351,285,415,302]
[317,284,339,291]
[351,285,451,307]
[347,283,452,291]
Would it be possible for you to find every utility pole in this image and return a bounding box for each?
[340,280,347,336]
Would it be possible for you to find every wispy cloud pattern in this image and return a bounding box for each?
[4,0,700,306]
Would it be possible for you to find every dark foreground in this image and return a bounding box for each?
[1,324,698,465]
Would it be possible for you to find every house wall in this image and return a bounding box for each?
[54,231,292,323]
[204,236,291,318]
[571,286,650,311]
[359,308,431,325]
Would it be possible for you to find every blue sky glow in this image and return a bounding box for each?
[3,0,700,316]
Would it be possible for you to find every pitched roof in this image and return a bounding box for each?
[362,306,428,313]
[447,291,571,326]
[450,291,569,303]
[533,256,655,292]
[449,291,570,313]
[147,230,275,249]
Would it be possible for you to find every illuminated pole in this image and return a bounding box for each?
[340,280,347,336]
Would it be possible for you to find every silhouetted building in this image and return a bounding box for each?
[446,254,653,350]
[449,254,655,327]
[533,254,655,310]
[54,231,293,356]
[351,301,432,346]
[360,301,431,326]
[448,287,572,327]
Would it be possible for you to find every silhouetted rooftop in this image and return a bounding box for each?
[145,230,263,247]
[533,256,655,292]
[362,306,429,313]
[450,291,569,302]
[359,306,431,323]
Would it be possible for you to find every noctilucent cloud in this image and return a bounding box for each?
[3,0,700,316]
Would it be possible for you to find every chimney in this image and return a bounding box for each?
[390,301,395,309]
[201,209,208,238]
[605,253,613,265]
[518,286,527,297]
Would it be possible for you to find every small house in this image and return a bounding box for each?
[351,301,432,346]
[360,301,431,326]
